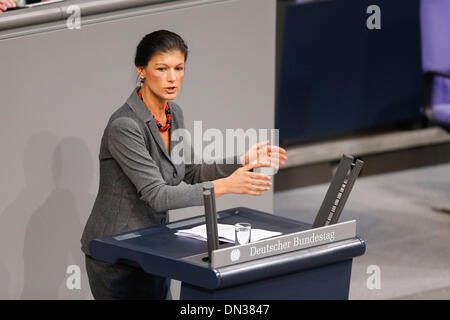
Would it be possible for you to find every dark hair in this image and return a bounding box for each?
[134,30,188,67]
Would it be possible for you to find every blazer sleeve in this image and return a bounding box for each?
[108,117,212,212]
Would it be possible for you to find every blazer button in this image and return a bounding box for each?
[173,171,177,178]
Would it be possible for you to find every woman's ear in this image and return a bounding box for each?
[136,66,145,78]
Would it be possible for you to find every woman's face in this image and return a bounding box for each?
[137,50,185,102]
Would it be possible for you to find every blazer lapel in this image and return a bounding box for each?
[148,117,172,161]
[126,87,172,163]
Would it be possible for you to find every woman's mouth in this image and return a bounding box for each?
[165,87,177,94]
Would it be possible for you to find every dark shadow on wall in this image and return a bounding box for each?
[0,261,11,299]
[0,132,58,299]
[20,136,95,299]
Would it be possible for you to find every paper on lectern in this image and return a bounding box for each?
[175,223,281,244]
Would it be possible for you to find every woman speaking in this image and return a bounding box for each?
[81,30,287,300]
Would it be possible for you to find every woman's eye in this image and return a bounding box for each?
[176,67,184,71]
[157,68,165,71]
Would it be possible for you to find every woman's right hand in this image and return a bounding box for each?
[213,162,274,197]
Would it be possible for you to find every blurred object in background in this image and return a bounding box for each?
[276,0,423,145]
[420,0,450,132]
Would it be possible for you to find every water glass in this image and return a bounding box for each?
[235,223,251,245]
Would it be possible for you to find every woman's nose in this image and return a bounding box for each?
[167,69,176,82]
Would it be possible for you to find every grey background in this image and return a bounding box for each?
[0,0,275,299]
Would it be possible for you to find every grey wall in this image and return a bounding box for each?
[0,0,276,299]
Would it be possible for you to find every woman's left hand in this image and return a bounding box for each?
[240,140,287,169]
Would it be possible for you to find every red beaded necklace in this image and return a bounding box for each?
[137,89,172,132]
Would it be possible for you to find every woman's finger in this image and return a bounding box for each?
[248,172,271,181]
[268,145,286,154]
[244,160,273,171]
[256,140,270,149]
[248,177,272,186]
[267,155,285,165]
[248,184,271,192]
[4,0,14,7]
[247,190,262,196]
[258,147,288,160]
[271,151,288,160]
[247,141,269,161]
[260,151,287,161]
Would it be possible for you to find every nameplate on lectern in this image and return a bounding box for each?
[210,220,356,268]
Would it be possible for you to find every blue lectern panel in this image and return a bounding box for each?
[89,207,365,291]
[91,207,310,263]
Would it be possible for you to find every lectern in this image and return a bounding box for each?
[89,207,365,299]
[89,155,366,299]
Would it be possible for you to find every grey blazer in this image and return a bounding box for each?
[81,87,242,255]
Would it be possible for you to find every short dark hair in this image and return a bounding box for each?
[134,30,188,67]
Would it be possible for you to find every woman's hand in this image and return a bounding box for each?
[240,140,287,170]
[0,0,16,13]
[212,162,274,197]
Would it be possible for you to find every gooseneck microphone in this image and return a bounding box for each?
[203,184,219,261]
